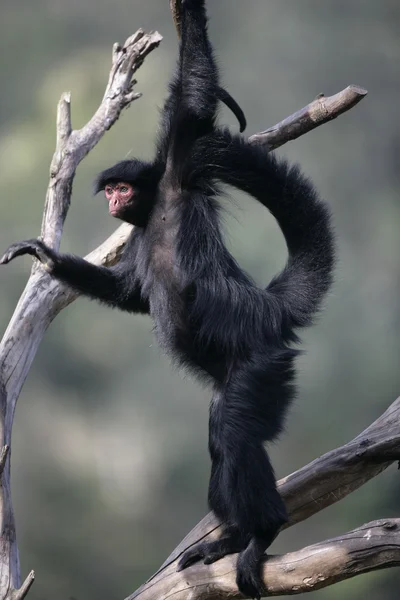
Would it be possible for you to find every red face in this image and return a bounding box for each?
[104,182,134,217]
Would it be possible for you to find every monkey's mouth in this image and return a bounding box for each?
[109,197,133,216]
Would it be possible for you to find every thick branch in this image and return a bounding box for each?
[127,398,400,599]
[127,519,400,599]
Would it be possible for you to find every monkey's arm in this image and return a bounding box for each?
[156,0,220,165]
[171,0,246,132]
[0,239,149,314]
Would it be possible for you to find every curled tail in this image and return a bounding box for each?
[262,159,335,330]
[202,130,336,331]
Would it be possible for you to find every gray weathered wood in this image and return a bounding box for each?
[128,519,400,599]
[0,29,162,600]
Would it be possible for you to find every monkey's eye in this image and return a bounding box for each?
[105,185,113,197]
[120,185,129,193]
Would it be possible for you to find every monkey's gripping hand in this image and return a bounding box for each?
[0,239,56,272]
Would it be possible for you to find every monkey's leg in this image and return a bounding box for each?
[208,355,290,599]
[178,388,250,570]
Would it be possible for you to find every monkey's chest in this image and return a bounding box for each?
[147,197,183,283]
[143,211,188,350]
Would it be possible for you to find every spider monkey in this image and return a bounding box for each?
[1,0,335,597]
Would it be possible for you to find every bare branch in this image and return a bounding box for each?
[127,519,400,599]
[249,85,368,150]
[127,398,400,599]
[40,29,162,251]
[0,29,161,600]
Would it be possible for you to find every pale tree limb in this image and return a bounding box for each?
[0,29,161,600]
[248,85,368,151]
[0,5,371,600]
[126,398,400,599]
[128,519,400,599]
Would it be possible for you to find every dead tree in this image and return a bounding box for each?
[2,2,398,599]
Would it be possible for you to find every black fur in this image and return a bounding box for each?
[1,1,335,597]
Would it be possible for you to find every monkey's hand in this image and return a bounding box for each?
[0,239,56,272]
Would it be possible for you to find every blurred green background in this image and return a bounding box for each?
[0,0,399,598]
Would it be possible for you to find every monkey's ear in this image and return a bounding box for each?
[93,173,107,195]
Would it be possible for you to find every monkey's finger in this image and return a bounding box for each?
[0,244,34,264]
[0,239,46,265]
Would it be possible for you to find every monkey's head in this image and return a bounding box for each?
[94,160,162,226]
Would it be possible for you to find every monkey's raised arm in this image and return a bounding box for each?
[0,239,149,314]
[170,0,246,133]
[156,0,225,166]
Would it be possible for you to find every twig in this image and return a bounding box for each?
[10,572,35,600]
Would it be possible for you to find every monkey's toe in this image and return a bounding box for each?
[177,543,207,571]
[236,566,266,600]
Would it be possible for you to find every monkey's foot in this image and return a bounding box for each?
[177,531,248,571]
[236,538,270,600]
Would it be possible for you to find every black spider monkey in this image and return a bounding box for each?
[1,0,335,597]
